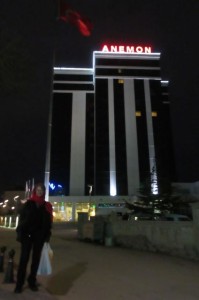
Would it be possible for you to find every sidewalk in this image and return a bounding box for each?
[1,224,199,300]
[0,226,56,300]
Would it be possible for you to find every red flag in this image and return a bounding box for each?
[59,1,93,36]
[74,15,93,37]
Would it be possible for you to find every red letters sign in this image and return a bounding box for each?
[102,45,152,54]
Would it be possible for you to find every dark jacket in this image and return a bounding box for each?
[16,200,52,243]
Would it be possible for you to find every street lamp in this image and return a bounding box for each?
[87,185,93,219]
[14,196,19,202]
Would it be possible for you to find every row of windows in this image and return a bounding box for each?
[136,111,158,117]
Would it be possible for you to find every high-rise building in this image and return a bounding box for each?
[49,46,175,198]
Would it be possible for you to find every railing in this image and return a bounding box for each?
[0,215,19,229]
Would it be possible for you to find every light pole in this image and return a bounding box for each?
[87,185,93,219]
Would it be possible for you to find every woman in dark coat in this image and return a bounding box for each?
[14,183,53,293]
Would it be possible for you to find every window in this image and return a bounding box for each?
[136,111,142,117]
[118,79,124,84]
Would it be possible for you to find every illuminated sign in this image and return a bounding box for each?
[102,45,152,54]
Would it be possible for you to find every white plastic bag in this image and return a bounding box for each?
[37,242,53,275]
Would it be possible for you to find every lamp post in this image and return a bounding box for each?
[87,185,93,219]
[14,195,19,202]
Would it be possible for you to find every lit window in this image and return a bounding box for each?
[152,111,157,117]
[136,111,142,117]
[118,79,124,84]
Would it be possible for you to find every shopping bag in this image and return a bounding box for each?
[37,243,53,275]
[48,243,53,260]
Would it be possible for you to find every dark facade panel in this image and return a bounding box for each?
[95,68,161,78]
[96,58,160,68]
[134,80,150,183]
[50,93,72,195]
[149,80,176,183]
[54,74,93,82]
[114,80,128,195]
[85,93,95,194]
[95,79,110,195]
[53,83,94,91]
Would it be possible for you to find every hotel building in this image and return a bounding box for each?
[47,45,176,221]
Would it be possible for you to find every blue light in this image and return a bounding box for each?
[49,182,65,196]
[49,183,56,190]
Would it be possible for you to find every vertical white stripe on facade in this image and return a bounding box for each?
[70,92,86,195]
[108,79,117,196]
[144,79,156,172]
[124,79,139,195]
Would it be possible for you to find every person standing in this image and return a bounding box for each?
[14,183,53,293]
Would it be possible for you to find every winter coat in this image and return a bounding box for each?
[16,200,52,243]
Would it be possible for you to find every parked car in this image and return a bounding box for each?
[128,212,153,221]
[162,214,191,221]
[127,212,191,221]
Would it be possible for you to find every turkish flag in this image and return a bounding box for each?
[59,0,93,36]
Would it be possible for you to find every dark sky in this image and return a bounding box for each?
[0,0,199,192]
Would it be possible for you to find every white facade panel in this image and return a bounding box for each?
[108,79,117,196]
[70,92,86,195]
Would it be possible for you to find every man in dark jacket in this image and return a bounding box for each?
[14,183,53,293]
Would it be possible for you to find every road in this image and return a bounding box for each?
[0,223,199,299]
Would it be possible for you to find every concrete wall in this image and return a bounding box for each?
[110,220,196,259]
[77,204,199,260]
[106,203,199,259]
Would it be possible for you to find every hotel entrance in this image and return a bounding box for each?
[51,201,96,222]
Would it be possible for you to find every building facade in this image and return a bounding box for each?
[48,47,176,220]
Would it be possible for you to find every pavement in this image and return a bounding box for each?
[1,223,199,300]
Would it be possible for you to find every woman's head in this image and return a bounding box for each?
[34,183,46,197]
[31,183,46,204]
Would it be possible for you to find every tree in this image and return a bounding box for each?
[125,166,182,218]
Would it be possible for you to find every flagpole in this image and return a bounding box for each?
[25,181,28,199]
[44,0,92,201]
[31,178,34,194]
[44,56,54,202]
[44,1,59,201]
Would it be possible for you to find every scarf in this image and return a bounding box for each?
[30,187,53,221]
[30,188,45,206]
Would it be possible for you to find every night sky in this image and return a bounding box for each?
[0,0,199,192]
